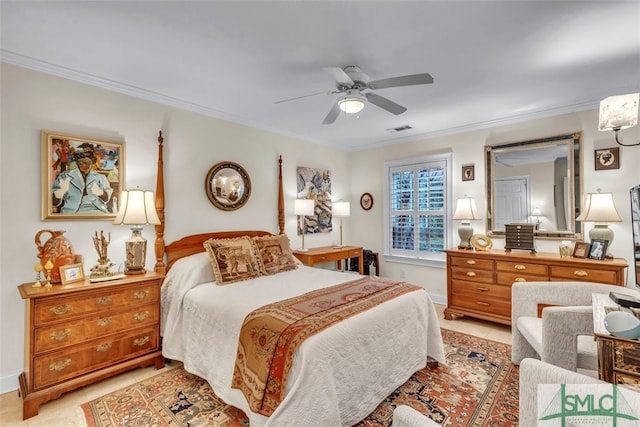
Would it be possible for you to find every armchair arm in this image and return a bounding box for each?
[541,305,594,371]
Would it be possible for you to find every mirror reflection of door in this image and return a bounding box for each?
[494,177,529,229]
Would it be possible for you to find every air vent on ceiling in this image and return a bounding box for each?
[387,125,413,133]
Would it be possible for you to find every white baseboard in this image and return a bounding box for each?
[0,371,20,395]
[429,293,447,306]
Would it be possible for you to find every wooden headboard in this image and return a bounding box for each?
[152,131,285,273]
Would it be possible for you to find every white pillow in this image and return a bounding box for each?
[167,251,215,285]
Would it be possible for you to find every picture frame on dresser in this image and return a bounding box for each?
[41,130,125,220]
[572,241,590,258]
[59,263,84,285]
[588,239,608,260]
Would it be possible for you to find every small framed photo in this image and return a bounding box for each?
[360,192,374,211]
[587,239,609,260]
[60,263,85,285]
[594,147,620,171]
[462,164,475,181]
[572,241,590,258]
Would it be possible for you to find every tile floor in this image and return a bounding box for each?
[0,304,512,426]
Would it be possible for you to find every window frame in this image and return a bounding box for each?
[383,151,453,268]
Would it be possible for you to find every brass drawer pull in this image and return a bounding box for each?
[49,329,71,341]
[476,287,489,292]
[133,311,149,322]
[133,290,150,300]
[134,336,150,346]
[476,301,490,306]
[97,317,113,327]
[49,304,72,315]
[96,342,113,352]
[466,271,477,277]
[96,296,112,306]
[514,264,526,270]
[49,359,71,372]
[466,259,476,265]
[514,277,526,282]
[574,270,588,277]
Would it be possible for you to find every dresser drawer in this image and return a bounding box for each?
[496,261,548,276]
[496,272,548,286]
[33,326,158,389]
[34,303,159,354]
[34,283,160,325]
[451,280,511,299]
[550,266,618,284]
[451,266,494,284]
[449,293,511,318]
[449,256,493,270]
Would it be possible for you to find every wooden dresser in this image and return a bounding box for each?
[444,249,628,325]
[17,271,165,419]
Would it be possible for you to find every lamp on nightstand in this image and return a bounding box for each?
[294,198,315,251]
[452,196,479,250]
[113,188,161,274]
[332,201,350,247]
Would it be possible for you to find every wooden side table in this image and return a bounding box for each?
[293,245,364,275]
[592,293,640,387]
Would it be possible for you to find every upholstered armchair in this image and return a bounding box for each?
[519,358,605,426]
[392,405,439,427]
[511,281,640,374]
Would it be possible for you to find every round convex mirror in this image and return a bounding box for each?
[205,162,251,211]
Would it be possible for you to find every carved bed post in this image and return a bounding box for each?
[154,131,166,274]
[278,155,285,235]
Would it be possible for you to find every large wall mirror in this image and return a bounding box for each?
[485,132,582,238]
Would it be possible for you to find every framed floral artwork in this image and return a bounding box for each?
[41,130,125,220]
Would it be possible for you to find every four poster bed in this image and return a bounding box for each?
[151,132,445,426]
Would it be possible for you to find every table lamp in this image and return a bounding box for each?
[294,198,315,251]
[452,196,479,250]
[332,201,350,247]
[113,189,161,274]
[531,207,542,230]
[575,190,622,258]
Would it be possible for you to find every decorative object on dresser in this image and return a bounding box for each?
[34,229,76,284]
[332,201,350,247]
[294,198,315,251]
[575,189,622,258]
[89,230,123,282]
[598,92,640,147]
[587,239,609,260]
[17,271,165,420]
[204,161,251,211]
[360,192,373,211]
[444,249,628,325]
[572,241,590,258]
[59,263,84,285]
[41,130,124,220]
[504,223,536,253]
[470,234,492,251]
[112,189,161,274]
[452,196,479,250]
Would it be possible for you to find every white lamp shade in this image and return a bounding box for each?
[452,197,479,220]
[338,93,366,114]
[576,192,622,222]
[598,93,639,131]
[113,189,161,225]
[294,198,315,216]
[333,201,351,217]
[531,207,542,216]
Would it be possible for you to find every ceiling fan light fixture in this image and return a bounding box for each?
[338,93,365,114]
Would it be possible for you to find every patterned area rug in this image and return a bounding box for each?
[82,328,518,426]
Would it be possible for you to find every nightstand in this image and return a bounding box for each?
[293,245,364,274]
[17,271,165,420]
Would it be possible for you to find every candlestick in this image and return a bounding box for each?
[44,259,54,288]
[32,262,43,288]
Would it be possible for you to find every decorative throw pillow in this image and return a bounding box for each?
[253,234,298,275]
[203,236,263,285]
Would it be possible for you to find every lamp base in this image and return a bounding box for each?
[457,222,474,250]
[124,226,148,274]
[124,266,147,275]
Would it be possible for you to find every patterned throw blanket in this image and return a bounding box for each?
[231,276,421,416]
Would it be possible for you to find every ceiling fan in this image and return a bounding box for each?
[275,65,434,124]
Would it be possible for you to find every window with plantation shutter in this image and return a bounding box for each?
[384,153,452,266]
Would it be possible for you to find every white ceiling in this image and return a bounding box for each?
[1,1,639,151]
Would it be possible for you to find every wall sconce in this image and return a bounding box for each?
[113,188,161,274]
[294,198,315,251]
[531,207,542,230]
[598,92,640,147]
[452,196,479,250]
[576,189,622,258]
[332,201,350,247]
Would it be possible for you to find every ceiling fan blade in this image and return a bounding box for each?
[368,73,434,90]
[324,67,355,86]
[275,90,333,104]
[365,92,407,115]
[322,102,342,125]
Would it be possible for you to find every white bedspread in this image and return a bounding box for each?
[161,253,445,427]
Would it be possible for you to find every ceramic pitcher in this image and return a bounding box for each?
[35,229,75,283]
